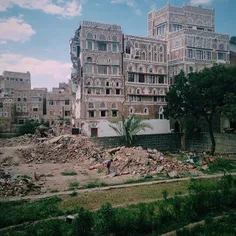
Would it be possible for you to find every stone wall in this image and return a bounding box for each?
[185,133,236,153]
[93,132,236,154]
[92,133,181,151]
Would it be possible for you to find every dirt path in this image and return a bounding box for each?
[1,172,236,202]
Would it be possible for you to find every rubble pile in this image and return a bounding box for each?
[0,169,42,197]
[90,147,195,177]
[18,135,101,164]
[0,134,35,148]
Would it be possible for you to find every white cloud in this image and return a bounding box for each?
[0,15,35,43]
[111,0,134,7]
[111,0,142,15]
[134,9,142,15]
[0,53,71,89]
[0,0,84,18]
[0,40,7,44]
[190,0,213,4]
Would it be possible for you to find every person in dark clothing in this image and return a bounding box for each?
[106,159,113,174]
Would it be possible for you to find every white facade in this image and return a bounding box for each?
[82,119,170,137]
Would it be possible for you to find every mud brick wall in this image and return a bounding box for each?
[92,133,181,151]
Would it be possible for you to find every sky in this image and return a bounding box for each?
[0,0,235,90]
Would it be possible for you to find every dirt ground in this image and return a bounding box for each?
[0,144,139,193]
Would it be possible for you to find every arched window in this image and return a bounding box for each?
[137,88,141,94]
[86,79,92,86]
[126,41,132,54]
[144,108,148,114]
[112,36,117,42]
[96,79,101,86]
[100,102,105,108]
[148,53,151,61]
[86,32,93,39]
[116,81,120,87]
[134,42,139,48]
[130,107,134,114]
[159,106,164,120]
[148,45,151,51]
[106,81,110,87]
[86,57,93,73]
[88,103,94,109]
[87,57,92,63]
[86,33,93,50]
[141,52,146,60]
[139,66,143,72]
[153,45,157,52]
[149,68,153,73]
[154,53,157,62]
[160,54,163,62]
[160,45,163,53]
[99,34,106,41]
[153,88,157,95]
[128,66,133,72]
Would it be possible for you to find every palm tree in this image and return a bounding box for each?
[109,114,153,146]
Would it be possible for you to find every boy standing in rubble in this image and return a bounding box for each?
[106,159,113,175]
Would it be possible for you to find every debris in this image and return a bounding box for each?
[167,171,178,178]
[0,170,42,197]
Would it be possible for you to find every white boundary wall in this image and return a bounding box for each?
[82,119,170,137]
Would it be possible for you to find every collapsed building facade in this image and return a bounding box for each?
[69,4,229,137]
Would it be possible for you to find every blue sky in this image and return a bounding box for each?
[0,0,235,90]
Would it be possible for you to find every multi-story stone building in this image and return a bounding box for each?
[148,3,230,81]
[14,88,47,124]
[71,21,124,125]
[123,35,168,119]
[70,4,231,137]
[46,82,72,124]
[0,97,14,132]
[0,71,31,98]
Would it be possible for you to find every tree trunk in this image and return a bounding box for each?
[207,119,215,155]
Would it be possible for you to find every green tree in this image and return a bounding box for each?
[72,207,93,236]
[18,120,40,135]
[109,114,153,146]
[164,64,236,155]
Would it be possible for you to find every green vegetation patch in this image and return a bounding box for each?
[0,197,65,229]
[61,171,77,176]
[68,181,80,191]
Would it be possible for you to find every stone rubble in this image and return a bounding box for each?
[0,134,36,148]
[0,169,42,197]
[90,146,196,177]
[18,135,101,164]
[16,135,199,177]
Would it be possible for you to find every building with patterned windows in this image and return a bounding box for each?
[70,3,230,137]
[148,3,230,83]
[123,35,168,119]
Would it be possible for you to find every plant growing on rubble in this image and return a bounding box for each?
[109,114,153,146]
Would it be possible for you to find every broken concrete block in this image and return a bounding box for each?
[167,171,178,178]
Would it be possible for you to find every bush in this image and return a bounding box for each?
[61,171,77,176]
[94,203,116,235]
[18,120,40,135]
[72,207,93,236]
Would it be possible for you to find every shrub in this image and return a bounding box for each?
[69,181,80,190]
[94,203,116,235]
[72,207,93,236]
[18,120,40,135]
[61,171,77,176]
